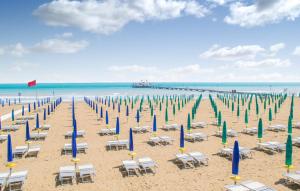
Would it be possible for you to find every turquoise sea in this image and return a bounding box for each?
[0,83,299,101]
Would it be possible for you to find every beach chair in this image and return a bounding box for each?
[0,172,9,191]
[293,122,300,129]
[216,129,238,137]
[267,124,286,132]
[241,180,276,191]
[26,146,41,157]
[122,160,140,176]
[163,124,179,131]
[78,164,95,183]
[14,120,27,125]
[99,128,116,136]
[106,140,128,150]
[17,115,34,120]
[132,126,149,133]
[224,184,250,191]
[188,152,208,166]
[283,171,300,186]
[65,130,85,138]
[6,171,28,191]
[30,132,47,140]
[242,127,258,135]
[159,136,174,145]
[257,141,285,153]
[58,166,76,185]
[148,137,161,146]
[2,125,20,132]
[13,146,28,158]
[293,137,300,147]
[191,121,207,128]
[138,157,157,174]
[40,124,51,130]
[175,153,195,169]
[0,134,8,142]
[185,132,208,142]
[62,143,88,154]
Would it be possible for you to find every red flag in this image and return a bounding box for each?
[28,80,36,87]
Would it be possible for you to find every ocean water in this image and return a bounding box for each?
[0,83,299,101]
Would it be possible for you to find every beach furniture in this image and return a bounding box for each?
[40,124,51,130]
[185,132,208,142]
[62,143,88,154]
[292,137,300,147]
[122,160,140,176]
[65,130,85,138]
[1,125,20,132]
[219,147,253,159]
[257,141,285,153]
[0,134,8,142]
[188,152,208,166]
[58,166,76,185]
[267,124,286,132]
[0,172,9,190]
[162,124,179,131]
[13,146,27,158]
[175,153,195,169]
[14,120,27,125]
[293,122,300,129]
[99,128,116,136]
[137,157,157,174]
[106,139,128,150]
[148,137,161,146]
[191,121,207,128]
[159,136,174,145]
[216,129,238,137]
[242,127,258,135]
[225,180,276,191]
[30,132,47,140]
[224,184,250,191]
[17,115,34,121]
[132,126,149,133]
[283,171,300,186]
[26,146,41,157]
[6,171,28,191]
[78,164,95,183]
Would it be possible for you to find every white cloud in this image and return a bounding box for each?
[108,65,156,73]
[224,0,300,27]
[31,38,88,54]
[236,58,291,68]
[0,43,29,57]
[200,44,265,60]
[9,62,39,72]
[270,43,285,53]
[207,0,234,6]
[293,46,300,56]
[33,0,209,35]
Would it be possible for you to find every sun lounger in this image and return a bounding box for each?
[13,146,28,158]
[40,124,51,130]
[138,157,157,174]
[26,146,41,157]
[219,147,253,159]
[216,129,238,137]
[224,184,250,191]
[175,153,195,169]
[188,152,208,166]
[6,171,28,191]
[0,172,9,191]
[283,171,300,186]
[62,143,88,154]
[58,166,76,185]
[293,137,300,147]
[78,164,95,183]
[65,130,85,138]
[122,160,140,176]
[191,122,207,128]
[99,128,116,136]
[257,141,285,153]
[159,136,174,145]
[185,132,208,142]
[267,124,286,132]
[148,137,161,146]
[242,127,258,135]
[241,180,276,191]
[106,140,128,150]
[132,126,149,133]
[1,125,20,132]
[294,122,300,129]
[30,132,47,140]
[17,115,34,120]
[0,134,8,142]
[14,120,27,125]
[163,124,179,131]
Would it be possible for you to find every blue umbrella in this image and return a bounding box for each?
[47,105,50,115]
[0,118,2,131]
[28,103,31,113]
[129,128,134,155]
[232,140,240,184]
[38,101,40,108]
[22,105,24,116]
[116,117,120,136]
[118,104,121,113]
[51,103,54,112]
[100,106,103,118]
[105,110,109,126]
[126,105,129,117]
[7,134,14,168]
[180,125,184,153]
[72,131,77,159]
[36,113,40,129]
[96,105,98,114]
[25,121,30,141]
[73,119,77,138]
[136,110,140,125]
[33,102,36,111]
[11,109,14,121]
[43,108,46,121]
[152,115,157,135]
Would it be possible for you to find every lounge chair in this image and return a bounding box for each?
[293,122,300,129]
[122,160,140,176]
[283,171,300,186]
[175,153,195,169]
[26,146,41,157]
[40,124,51,130]
[99,128,116,136]
[257,141,285,153]
[159,136,174,145]
[148,137,161,146]
[78,164,95,183]
[188,152,208,166]
[14,120,27,125]
[0,134,8,142]
[106,140,128,150]
[138,157,157,174]
[58,166,76,185]
[191,121,207,128]
[30,132,47,140]
[293,137,300,147]
[0,172,9,191]
[65,130,85,138]
[242,127,258,135]
[267,124,286,132]
[216,129,238,137]
[132,126,149,133]
[1,125,20,132]
[13,146,28,158]
[17,115,34,120]
[62,143,88,154]
[224,184,250,191]
[219,147,253,159]
[162,124,179,131]
[241,180,276,191]
[185,132,208,142]
[7,171,28,191]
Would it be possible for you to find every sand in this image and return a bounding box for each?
[0,96,299,191]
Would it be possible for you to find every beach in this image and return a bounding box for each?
[0,94,299,191]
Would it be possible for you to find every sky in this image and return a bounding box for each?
[0,0,300,83]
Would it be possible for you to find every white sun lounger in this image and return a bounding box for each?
[138,157,157,174]
[122,160,140,176]
[242,127,258,135]
[30,132,47,140]
[17,115,34,120]
[191,122,207,128]
[15,120,27,125]
[159,136,174,145]
[40,124,51,130]
[0,134,8,142]
[99,128,116,136]
[293,137,300,147]
[2,125,20,132]
[78,164,95,183]
[185,132,208,142]
[163,124,179,131]
[13,146,28,158]
[293,122,300,129]
[175,153,195,169]
[58,166,76,185]
[267,124,286,132]
[283,171,300,186]
[148,137,161,146]
[241,180,276,191]
[216,129,238,137]
[132,126,149,133]
[0,172,9,190]
[26,146,41,157]
[65,130,85,138]
[188,152,208,166]
[6,171,28,191]
[224,184,250,191]
[219,147,253,159]
[257,141,285,153]
[106,140,128,150]
[62,143,88,154]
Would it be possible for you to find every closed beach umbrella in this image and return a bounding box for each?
[165,107,169,124]
[22,105,24,116]
[285,134,293,172]
[105,110,109,126]
[129,128,135,159]
[231,140,240,184]
[126,105,129,117]
[100,106,103,118]
[222,121,227,146]
[179,125,185,153]
[72,131,77,159]
[268,108,272,125]
[43,108,46,121]
[258,118,263,142]
[187,113,191,132]
[217,111,222,128]
[11,109,14,121]
[7,134,13,163]
[118,104,121,113]
[0,118,2,131]
[73,119,77,137]
[34,102,36,111]
[28,103,31,113]
[47,105,50,115]
[136,110,140,125]
[116,117,120,137]
[36,113,40,129]
[288,115,292,135]
[152,115,157,136]
[244,109,249,127]
[25,121,30,141]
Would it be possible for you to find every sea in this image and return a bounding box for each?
[0,82,299,102]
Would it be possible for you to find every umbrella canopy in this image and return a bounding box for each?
[165,107,169,124]
[268,108,272,124]
[22,105,24,116]
[152,115,157,134]
[72,131,77,159]
[258,118,263,140]
[7,134,13,163]
[36,113,40,129]
[105,110,109,125]
[43,108,46,121]
[126,105,129,117]
[129,128,134,152]
[285,134,293,171]
[25,121,30,141]
[222,121,227,145]
[11,109,14,121]
[232,141,240,177]
[136,110,140,124]
[288,115,293,135]
[116,117,120,135]
[73,119,77,137]
[217,111,222,127]
[0,118,2,130]
[187,113,191,131]
[180,125,184,151]
[28,103,31,113]
[244,109,249,127]
[100,106,103,118]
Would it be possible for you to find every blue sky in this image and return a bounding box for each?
[0,0,300,83]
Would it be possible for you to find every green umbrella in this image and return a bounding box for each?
[255,103,259,118]
[274,103,278,118]
[288,115,292,135]
[231,102,234,114]
[187,113,191,132]
[258,118,263,142]
[268,108,272,125]
[237,104,240,118]
[217,111,222,128]
[244,109,249,127]
[172,104,176,118]
[285,134,293,172]
[165,107,169,124]
[150,106,154,117]
[177,101,180,111]
[159,102,162,112]
[222,121,227,147]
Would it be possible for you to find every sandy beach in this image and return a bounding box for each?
[0,95,299,191]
